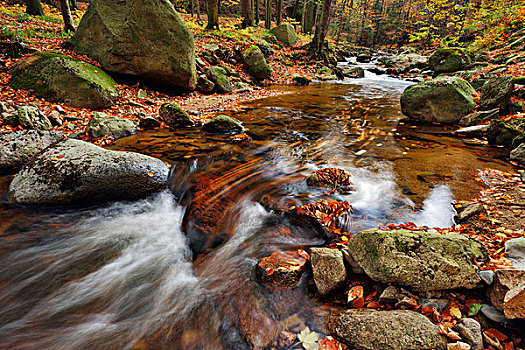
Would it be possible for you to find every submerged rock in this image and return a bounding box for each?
[401,76,476,124]
[87,112,138,140]
[8,139,169,205]
[346,230,488,291]
[326,309,447,350]
[256,250,308,288]
[310,247,347,296]
[11,52,118,109]
[158,103,195,128]
[66,0,196,90]
[202,115,244,134]
[342,67,365,78]
[0,130,66,173]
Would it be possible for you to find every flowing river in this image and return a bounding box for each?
[0,68,513,349]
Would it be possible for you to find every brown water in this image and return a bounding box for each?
[0,71,514,349]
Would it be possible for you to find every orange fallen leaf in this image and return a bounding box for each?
[147,172,154,177]
[352,297,365,309]
[347,285,364,303]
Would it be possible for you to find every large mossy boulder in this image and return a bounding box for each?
[159,103,195,128]
[241,46,271,80]
[428,47,472,74]
[87,112,138,140]
[270,23,297,47]
[66,0,196,90]
[327,310,447,350]
[400,76,476,124]
[8,139,169,205]
[346,230,488,291]
[11,52,118,109]
[382,53,428,71]
[206,66,232,93]
[0,130,66,173]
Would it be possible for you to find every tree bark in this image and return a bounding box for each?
[254,0,259,25]
[302,0,314,33]
[59,0,75,32]
[264,0,271,29]
[70,0,77,10]
[276,0,282,25]
[241,0,253,27]
[196,0,201,19]
[309,0,332,58]
[26,0,44,16]
[206,0,219,29]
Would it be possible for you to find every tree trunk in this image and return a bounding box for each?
[241,0,253,27]
[60,0,75,32]
[70,0,77,10]
[196,0,201,19]
[309,0,332,59]
[26,0,44,16]
[206,0,219,29]
[190,0,195,16]
[254,0,259,25]
[302,0,314,33]
[276,0,282,25]
[264,0,271,29]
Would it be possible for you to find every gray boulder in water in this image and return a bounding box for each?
[66,0,196,90]
[346,229,488,291]
[8,139,169,205]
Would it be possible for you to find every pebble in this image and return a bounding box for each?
[479,270,494,285]
[480,304,511,323]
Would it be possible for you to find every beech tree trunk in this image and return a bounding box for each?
[264,0,271,29]
[206,0,219,29]
[70,0,77,10]
[241,0,253,28]
[254,0,259,25]
[276,0,282,25]
[59,0,75,32]
[26,0,44,16]
[310,0,332,58]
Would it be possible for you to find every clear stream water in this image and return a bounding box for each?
[0,68,513,349]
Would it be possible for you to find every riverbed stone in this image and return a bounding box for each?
[159,103,195,128]
[197,76,215,94]
[505,238,525,269]
[87,112,138,140]
[66,0,196,90]
[310,247,347,296]
[346,230,488,291]
[206,66,232,93]
[454,203,486,223]
[326,309,447,350]
[459,108,500,127]
[270,23,297,47]
[241,45,271,80]
[8,139,169,205]
[452,318,483,350]
[256,250,308,288]
[202,115,244,134]
[489,269,525,319]
[428,47,472,74]
[17,106,52,130]
[382,53,428,71]
[343,67,365,78]
[479,77,514,111]
[292,73,310,86]
[0,130,66,173]
[11,52,118,109]
[487,118,525,148]
[401,76,476,124]
[510,144,525,165]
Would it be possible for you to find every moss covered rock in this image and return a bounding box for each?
[401,76,476,123]
[206,66,232,93]
[158,103,195,128]
[11,52,117,109]
[241,45,271,80]
[87,112,138,140]
[17,106,52,130]
[487,118,525,148]
[428,47,472,74]
[479,77,515,111]
[343,67,365,78]
[346,229,488,291]
[66,0,196,90]
[327,309,447,350]
[202,115,244,134]
[270,23,297,47]
[8,139,169,205]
